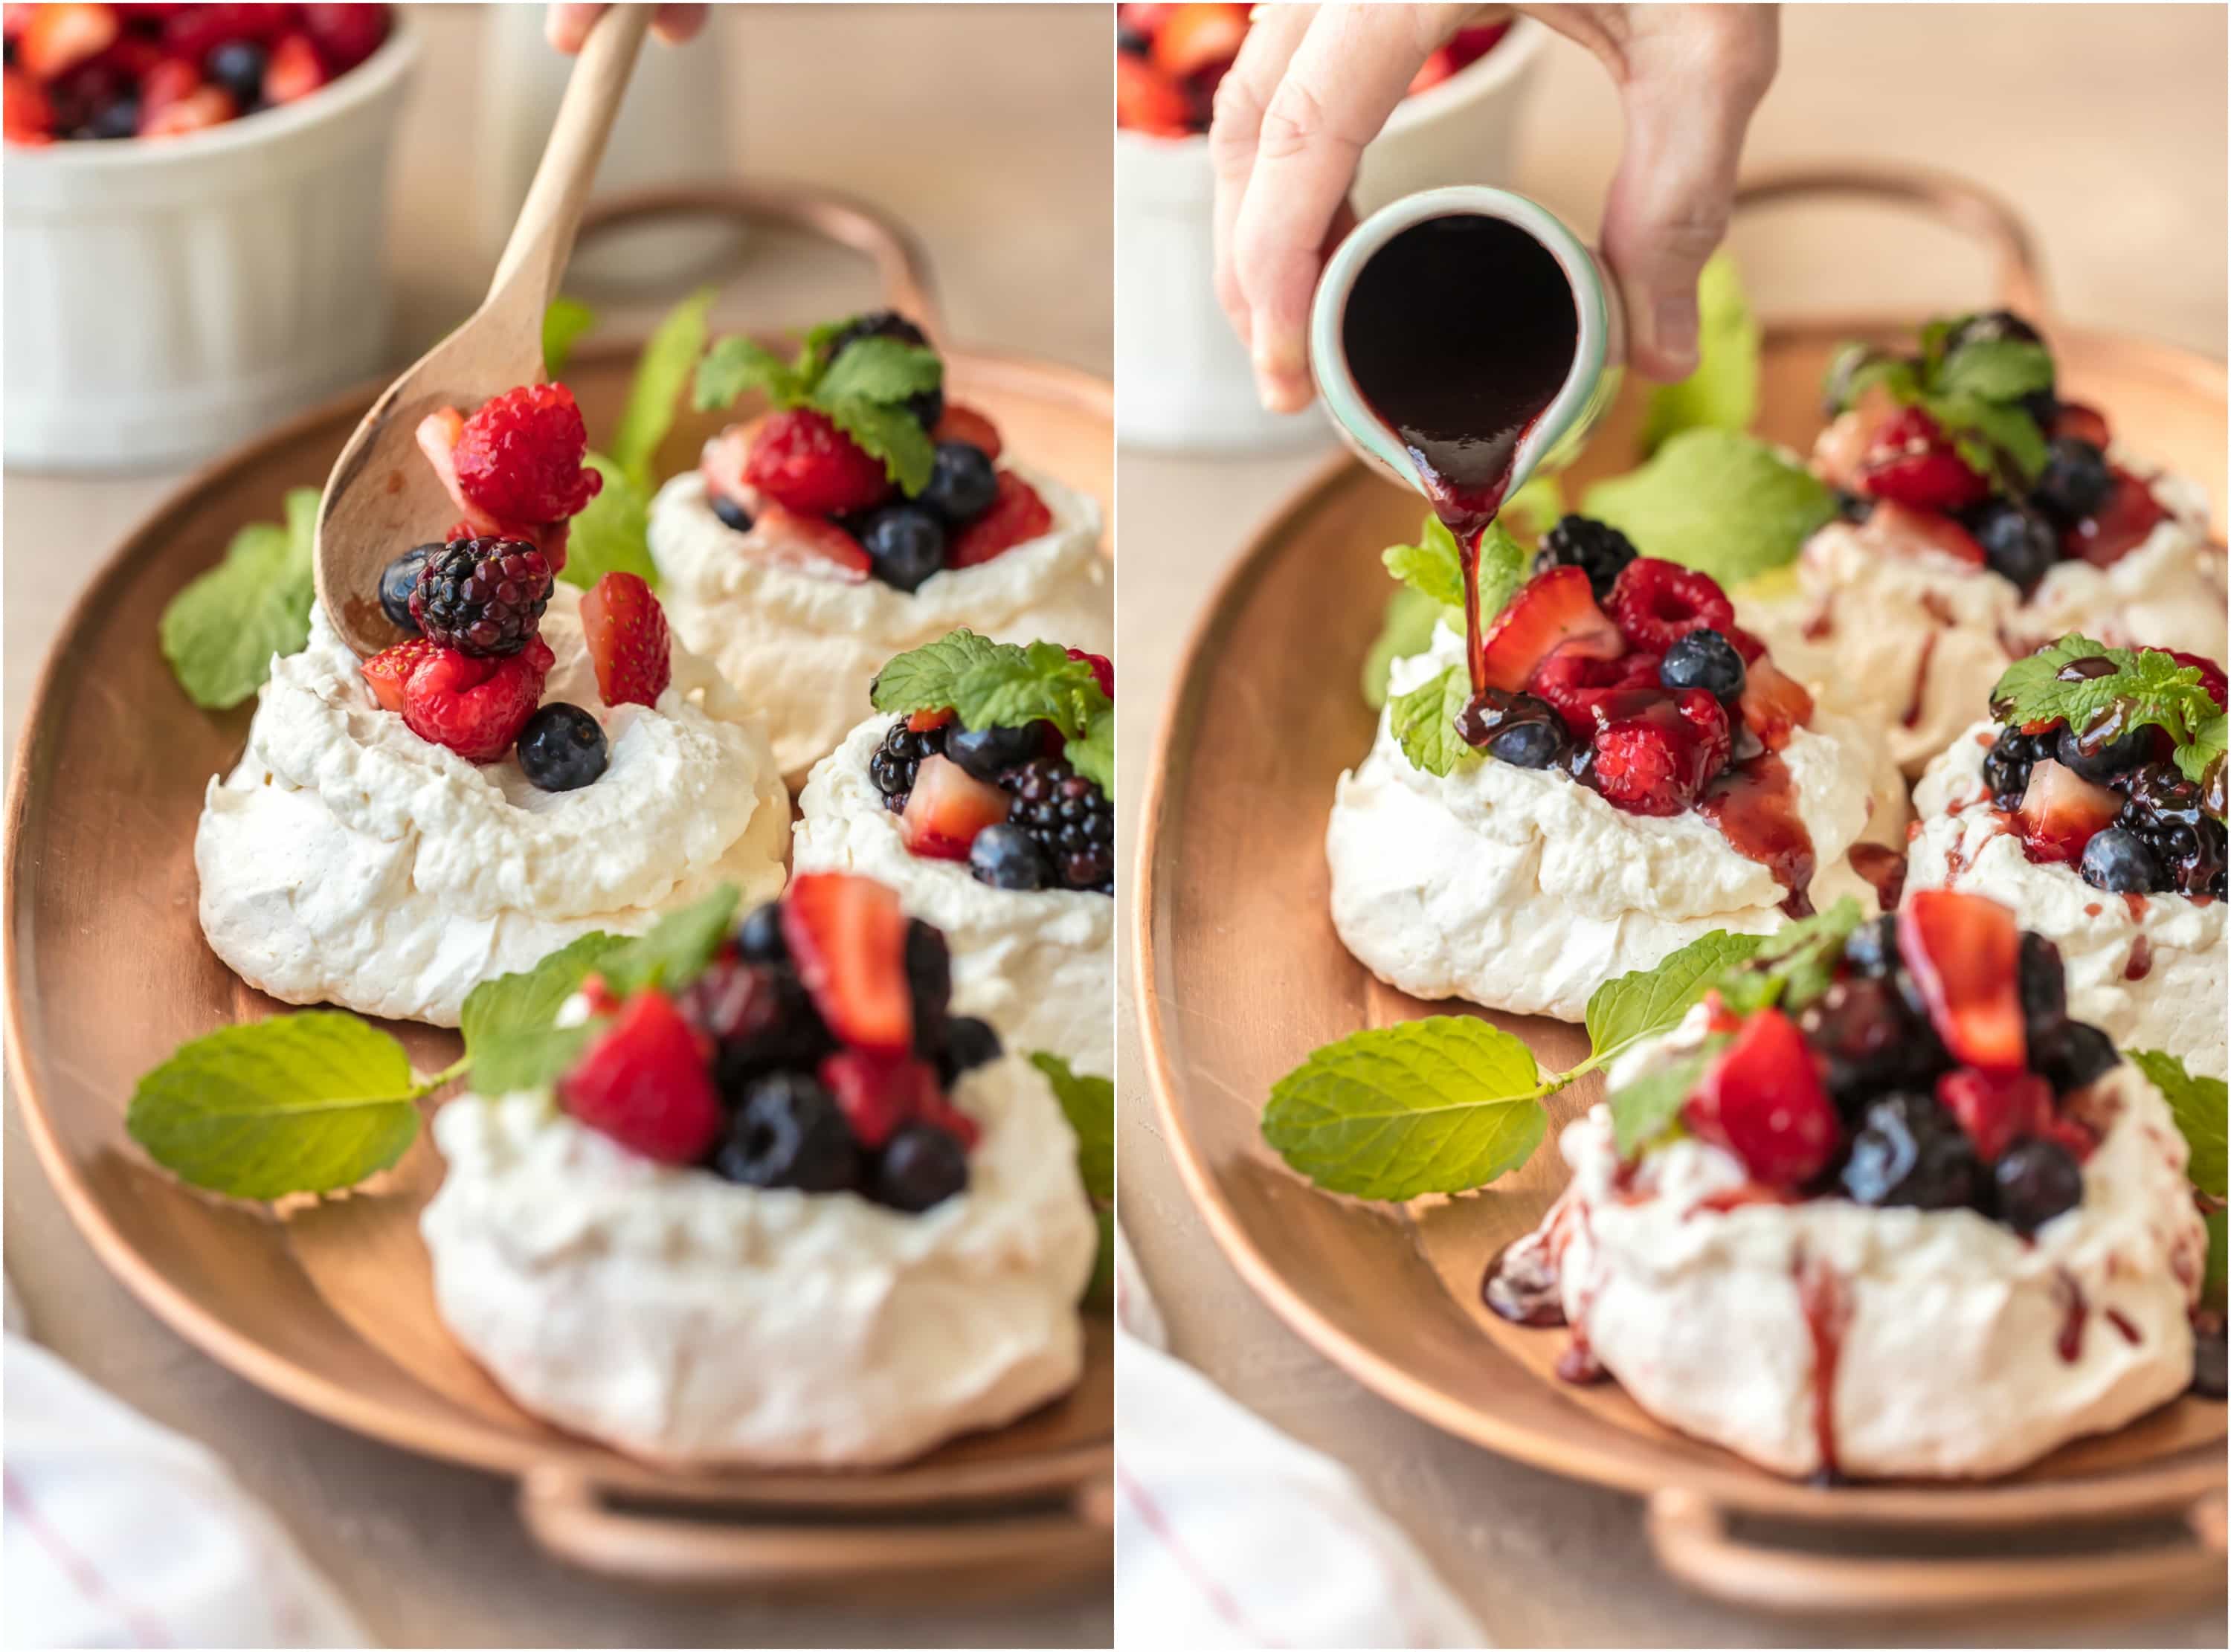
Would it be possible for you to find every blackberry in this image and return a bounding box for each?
[822,310,944,431]
[1004,758,1115,893]
[2032,1019,2119,1094]
[715,1074,861,1193]
[1531,515,1637,601]
[409,538,553,657]
[937,1016,1002,1084]
[2116,761,2229,898]
[905,919,952,1059]
[1991,1137,2083,1235]
[2016,931,2068,1051]
[1799,975,1948,1118]
[686,958,837,1092]
[1840,1091,1982,1211]
[1980,723,2057,809]
[1842,912,1902,978]
[869,717,950,811]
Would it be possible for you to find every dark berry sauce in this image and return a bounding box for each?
[1699,751,1818,916]
[1794,1249,1849,1481]
[2054,1268,2088,1363]
[1846,842,1909,910]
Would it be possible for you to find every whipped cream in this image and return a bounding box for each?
[1536,1016,2208,1480]
[1909,723,2227,1077]
[1739,456,2224,777]
[649,467,1113,780]
[420,1051,1097,1468]
[196,585,790,1027]
[1325,627,1910,1022]
[794,714,1113,1077]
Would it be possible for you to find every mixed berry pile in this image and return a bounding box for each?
[872,650,1118,894]
[361,382,663,792]
[1978,649,2228,899]
[1462,516,1815,816]
[1116,2,1508,136]
[702,312,1055,592]
[1669,891,2117,1236]
[4,4,388,143]
[558,874,997,1213]
[1822,311,2170,592]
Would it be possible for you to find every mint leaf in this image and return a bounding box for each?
[1066,702,1114,795]
[1029,1051,1112,1203]
[1388,663,1478,779]
[1585,929,1765,1068]
[544,295,596,378]
[2177,714,2227,792]
[2128,1048,2227,1200]
[598,886,742,998]
[1382,516,1465,608]
[1640,251,1758,454]
[160,486,321,710]
[469,1024,594,1098]
[1362,586,1446,710]
[1609,1043,1719,1159]
[821,396,936,497]
[870,629,1008,714]
[462,932,627,1091]
[1935,336,2054,405]
[1583,429,1835,589]
[816,337,941,407]
[1925,390,2047,482]
[1991,636,2222,755]
[1825,346,1919,413]
[127,1013,425,1199]
[694,334,805,412]
[1716,897,1865,1015]
[956,640,1103,734]
[561,454,659,591]
[611,286,715,493]
[1262,1016,1548,1200]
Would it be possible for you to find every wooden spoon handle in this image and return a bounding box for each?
[486,3,653,318]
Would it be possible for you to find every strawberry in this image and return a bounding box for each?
[1406,46,1458,96]
[1937,1067,2053,1164]
[747,502,874,581]
[417,408,500,537]
[558,990,723,1164]
[297,1,388,72]
[401,635,553,763]
[2017,757,2121,865]
[1812,393,1899,491]
[19,4,118,81]
[262,30,326,103]
[782,872,914,1056]
[1737,657,1814,752]
[1855,405,1990,512]
[1528,646,1658,735]
[1151,2,1246,77]
[579,571,672,708]
[901,754,1011,860]
[1723,625,1768,664]
[1066,648,1115,699]
[907,707,956,733]
[1898,890,2026,1073]
[360,637,442,714]
[1684,1007,1839,1187]
[3,68,53,142]
[743,407,893,518]
[932,404,1003,462]
[138,81,230,136]
[2050,401,2111,448]
[1590,700,1713,816]
[1478,567,1624,694]
[133,54,197,117]
[454,383,601,525]
[1605,557,1736,652]
[1117,48,1192,137]
[1860,499,1986,566]
[818,1050,936,1149]
[947,471,1055,568]
[2061,469,2167,568]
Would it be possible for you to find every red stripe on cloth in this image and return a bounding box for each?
[4,1468,176,1648]
[1118,1459,1289,1648]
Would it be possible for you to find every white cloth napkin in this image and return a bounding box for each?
[1113,1227,1486,1648]
[4,1280,370,1650]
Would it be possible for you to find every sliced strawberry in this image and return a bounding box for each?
[263,30,326,103]
[1898,890,2026,1073]
[1723,625,1768,664]
[1150,1,1247,77]
[2050,401,2111,448]
[19,3,118,80]
[1478,566,1624,693]
[1859,499,1987,566]
[2017,757,2121,865]
[3,67,52,142]
[417,408,500,536]
[579,571,672,708]
[400,635,553,763]
[1683,1007,1839,1187]
[947,471,1055,568]
[1855,405,1991,512]
[818,1050,938,1149]
[901,754,1011,860]
[1737,657,1814,752]
[747,502,874,580]
[1117,48,1192,136]
[743,407,893,518]
[2062,469,2167,567]
[360,637,441,714]
[1066,648,1115,699]
[1812,391,1901,491]
[699,422,760,509]
[782,872,914,1056]
[907,706,956,733]
[558,990,722,1164]
[138,81,231,136]
[932,403,1003,462]
[1937,1067,2053,1164]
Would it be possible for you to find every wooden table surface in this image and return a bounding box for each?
[1116,4,2230,1647]
[3,6,1110,1647]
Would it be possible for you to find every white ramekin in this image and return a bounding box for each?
[1114,16,1548,454]
[1,22,420,471]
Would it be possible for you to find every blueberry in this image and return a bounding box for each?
[905,918,952,1054]
[515,703,608,791]
[736,901,786,963]
[1460,688,1568,769]
[1843,912,1902,978]
[969,823,1049,891]
[2016,931,2067,1051]
[1799,976,1947,1117]
[874,1123,970,1212]
[946,722,1042,782]
[859,505,947,593]
[1840,1091,1982,1210]
[2032,1019,2119,1094]
[710,492,754,532]
[2079,826,2160,894]
[84,95,138,140]
[1992,1137,2083,1235]
[2032,437,2113,525]
[1834,490,1876,524]
[715,1074,861,1193]
[380,543,440,633]
[2054,721,2150,782]
[1964,498,2059,592]
[937,1016,1002,1082]
[207,39,268,108]
[1659,628,1746,702]
[1487,718,1565,769]
[920,442,999,523]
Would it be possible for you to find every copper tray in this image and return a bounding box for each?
[7,183,1113,1593]
[1136,165,2227,1611]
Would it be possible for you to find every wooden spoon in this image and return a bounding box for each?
[313,4,652,659]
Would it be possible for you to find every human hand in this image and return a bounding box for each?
[1211,4,1780,411]
[546,3,709,53]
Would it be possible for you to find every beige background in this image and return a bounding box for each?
[1116,3,2230,1648]
[4,5,1110,1648]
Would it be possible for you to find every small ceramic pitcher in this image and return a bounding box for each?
[1310,185,1626,506]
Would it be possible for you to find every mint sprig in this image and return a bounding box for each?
[1361,585,1445,712]
[1583,428,1835,589]
[159,487,320,710]
[1710,897,1865,1016]
[694,316,944,496]
[1369,514,1528,746]
[2128,1048,2227,1302]
[1826,317,2054,483]
[1990,635,2226,792]
[870,630,1114,789]
[1388,662,1475,779]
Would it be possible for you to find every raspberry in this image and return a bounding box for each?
[558,990,723,1165]
[452,384,602,525]
[1589,703,1710,816]
[869,717,950,810]
[408,538,553,657]
[1066,648,1114,698]
[947,471,1054,568]
[360,637,442,714]
[579,571,672,707]
[1675,688,1732,777]
[401,635,553,763]
[1004,757,1115,892]
[297,1,389,72]
[743,407,894,518]
[2166,650,2229,714]
[1528,648,1658,735]
[1606,558,1736,652]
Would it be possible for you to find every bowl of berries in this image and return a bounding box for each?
[3,3,416,470]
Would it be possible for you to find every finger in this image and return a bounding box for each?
[652,3,707,45]
[545,2,603,54]
[1230,3,1448,410]
[1208,4,1316,357]
[1597,13,1777,378]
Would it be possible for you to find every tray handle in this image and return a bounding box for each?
[1733,161,2048,320]
[516,1467,1112,1587]
[573,179,944,341]
[1646,1487,2227,1613]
